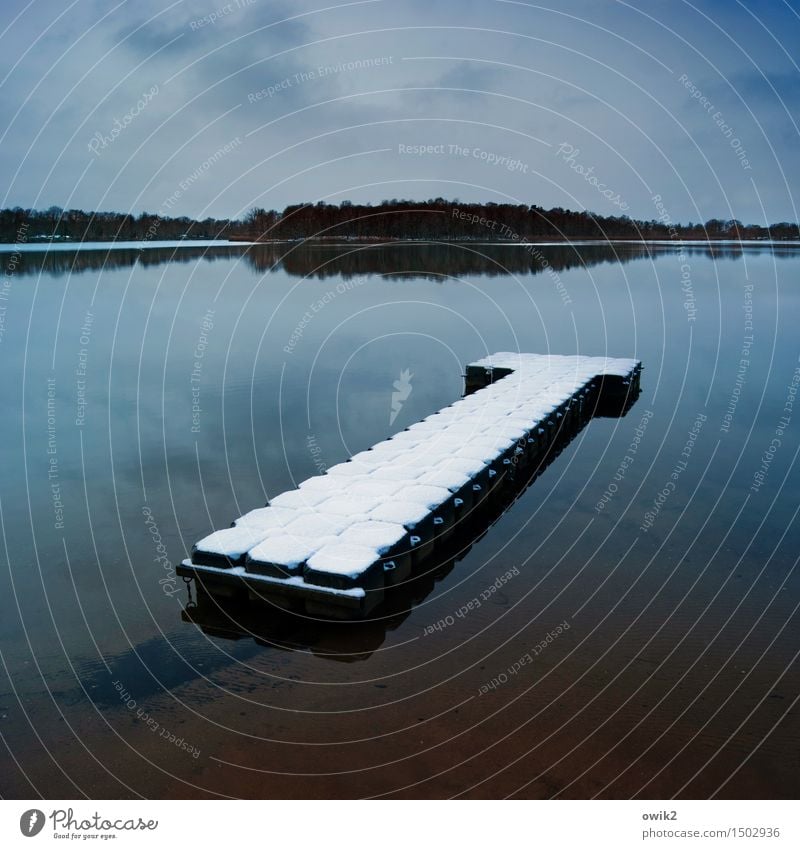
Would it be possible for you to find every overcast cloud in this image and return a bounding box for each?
[1,0,798,224]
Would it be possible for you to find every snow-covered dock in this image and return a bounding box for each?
[178,353,641,618]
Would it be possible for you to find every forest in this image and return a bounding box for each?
[1,199,798,245]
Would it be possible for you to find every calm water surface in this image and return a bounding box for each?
[1,241,798,798]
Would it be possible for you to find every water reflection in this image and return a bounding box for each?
[3,239,796,280]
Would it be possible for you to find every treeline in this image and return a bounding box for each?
[1,200,799,244]
[242,200,800,241]
[0,206,236,243]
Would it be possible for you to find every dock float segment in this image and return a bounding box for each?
[178,353,642,618]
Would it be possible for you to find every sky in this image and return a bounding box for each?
[1,0,799,225]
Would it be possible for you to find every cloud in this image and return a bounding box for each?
[0,0,797,223]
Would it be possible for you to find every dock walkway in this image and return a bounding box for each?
[178,353,641,617]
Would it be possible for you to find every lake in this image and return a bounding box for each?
[0,240,798,799]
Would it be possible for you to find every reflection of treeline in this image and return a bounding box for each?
[249,241,800,279]
[272,241,649,279]
[2,200,799,245]
[5,240,796,280]
[3,245,248,278]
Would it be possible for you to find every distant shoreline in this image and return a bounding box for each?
[3,200,798,247]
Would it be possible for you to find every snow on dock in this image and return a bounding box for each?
[178,353,641,618]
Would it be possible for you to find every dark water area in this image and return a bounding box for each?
[6,238,800,280]
[0,241,798,799]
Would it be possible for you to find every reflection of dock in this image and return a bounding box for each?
[178,354,641,619]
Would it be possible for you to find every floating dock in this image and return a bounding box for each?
[178,353,641,619]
